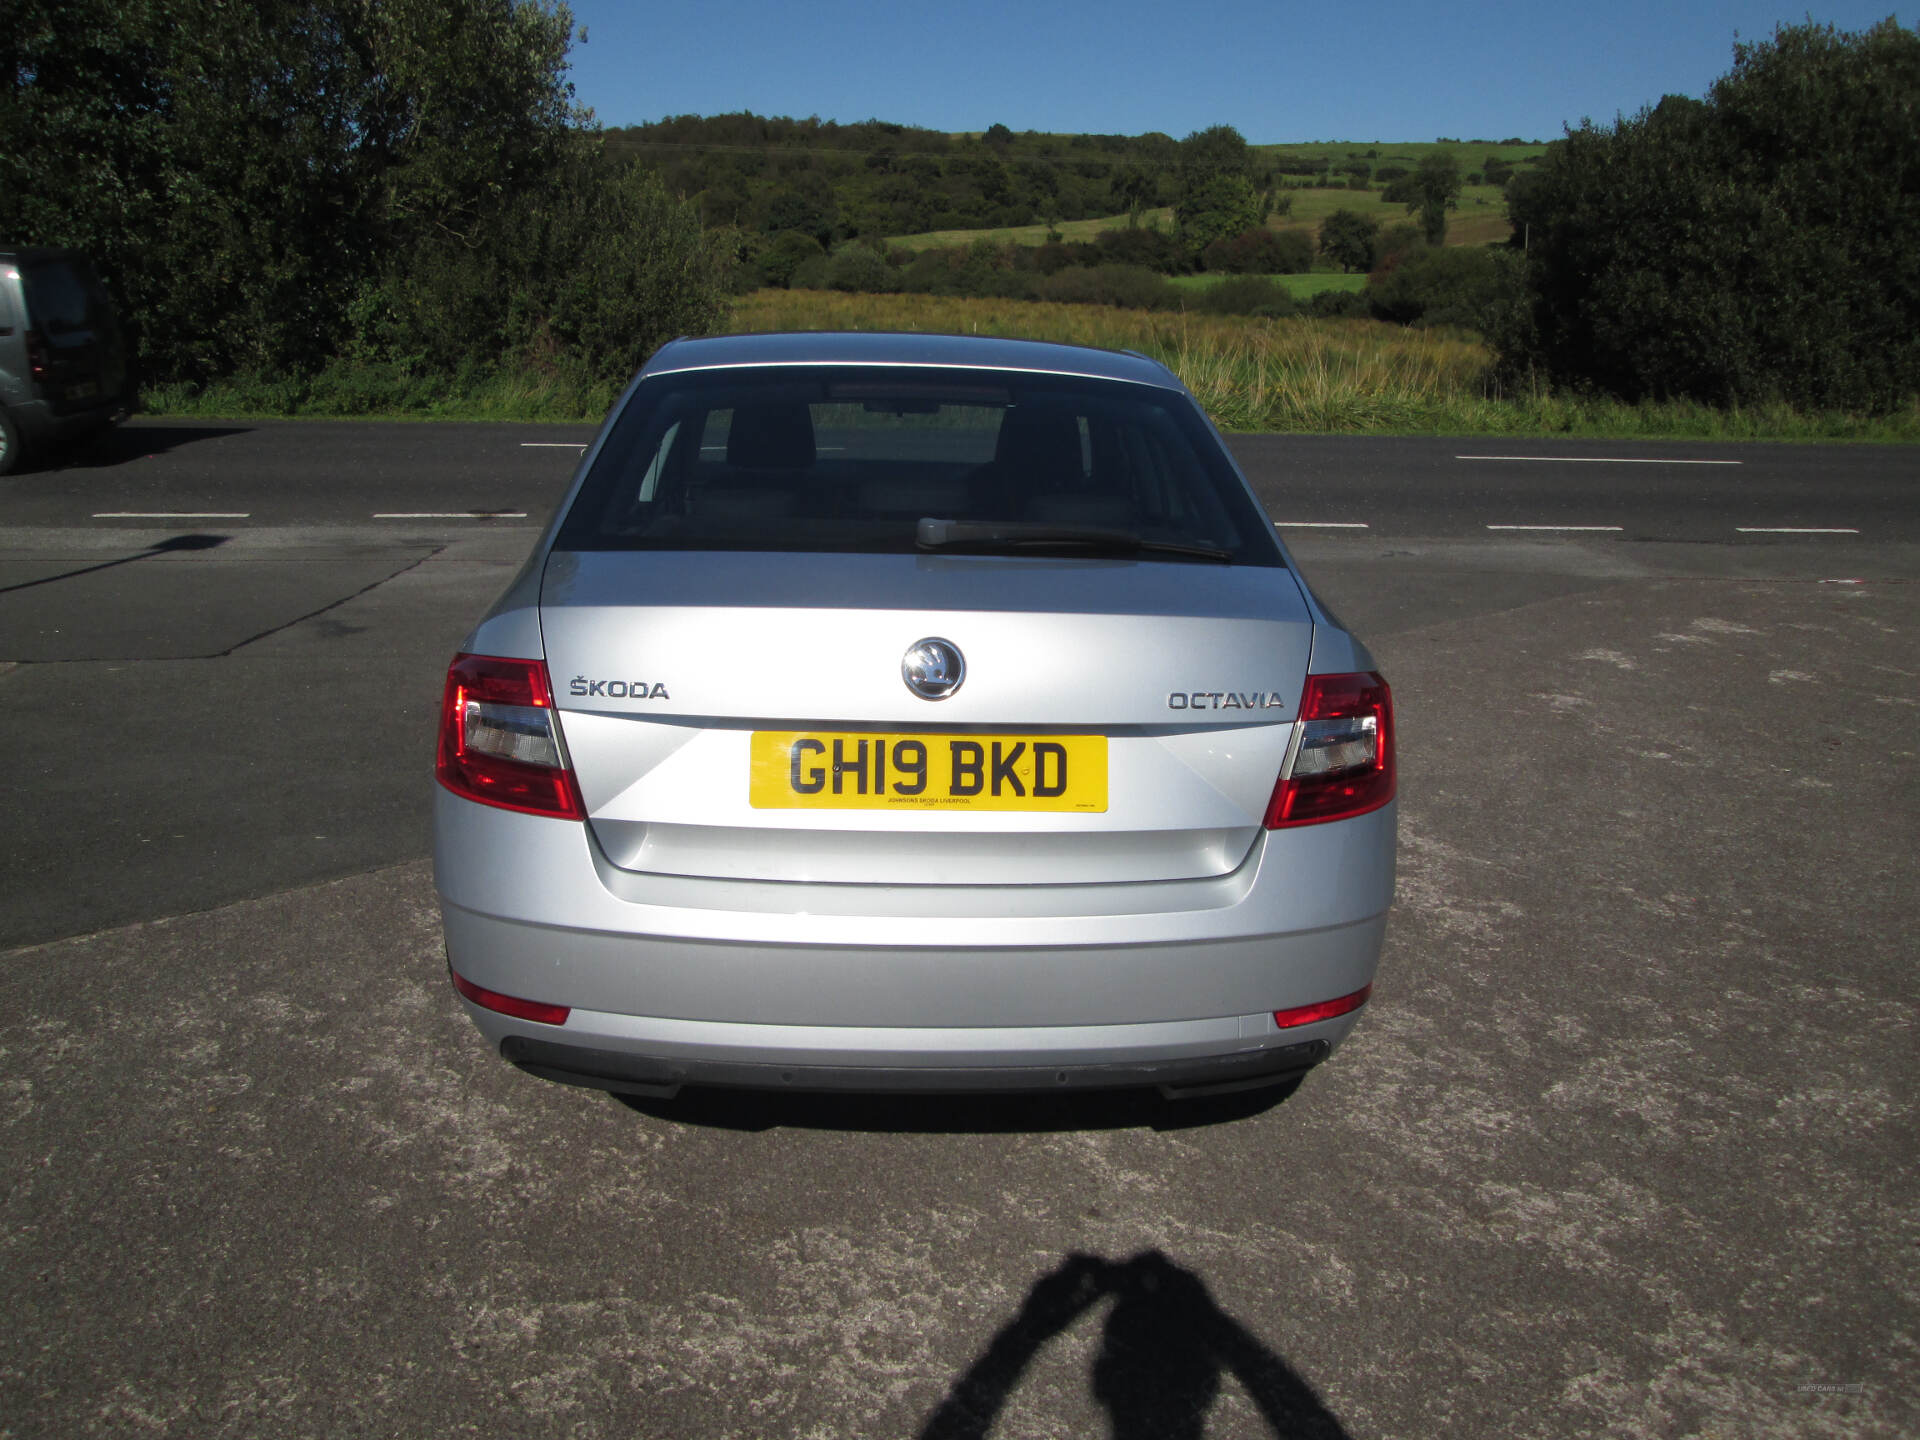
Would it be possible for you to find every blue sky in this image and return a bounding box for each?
[558,2,1906,142]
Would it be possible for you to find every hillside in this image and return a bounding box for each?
[603,113,1542,250]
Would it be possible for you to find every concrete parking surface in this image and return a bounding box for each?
[0,424,1913,1437]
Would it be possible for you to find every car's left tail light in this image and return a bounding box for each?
[436,653,586,820]
[1265,671,1395,828]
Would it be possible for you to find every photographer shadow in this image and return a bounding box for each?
[922,1250,1349,1440]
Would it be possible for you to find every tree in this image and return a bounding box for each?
[1406,152,1461,244]
[1502,18,1920,411]
[0,0,724,386]
[759,172,839,244]
[1172,125,1268,257]
[1318,210,1380,273]
[1113,165,1160,227]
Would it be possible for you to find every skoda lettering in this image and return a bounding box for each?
[569,677,670,700]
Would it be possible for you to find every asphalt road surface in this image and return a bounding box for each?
[1,419,1914,1438]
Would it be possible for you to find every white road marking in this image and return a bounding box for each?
[93,511,250,518]
[373,511,529,519]
[1735,527,1859,534]
[1486,524,1625,532]
[1457,455,1741,465]
[519,442,588,448]
[1274,521,1369,529]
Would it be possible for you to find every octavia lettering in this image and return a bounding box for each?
[752,732,1105,813]
[570,676,670,700]
[1167,691,1289,711]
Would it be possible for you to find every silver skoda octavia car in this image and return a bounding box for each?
[434,331,1395,1101]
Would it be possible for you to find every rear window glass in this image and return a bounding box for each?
[555,366,1280,565]
[20,261,95,336]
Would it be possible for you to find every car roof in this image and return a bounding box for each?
[0,246,88,264]
[642,330,1185,390]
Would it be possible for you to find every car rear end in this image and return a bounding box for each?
[0,247,133,473]
[433,334,1395,1100]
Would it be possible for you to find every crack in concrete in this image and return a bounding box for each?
[0,545,449,665]
[215,544,448,657]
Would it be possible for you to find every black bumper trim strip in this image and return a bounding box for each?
[499,1035,1329,1100]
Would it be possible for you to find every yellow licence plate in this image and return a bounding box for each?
[750,732,1107,812]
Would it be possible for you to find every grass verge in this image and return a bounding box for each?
[141,291,1919,441]
[141,358,624,424]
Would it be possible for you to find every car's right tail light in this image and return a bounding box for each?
[1264,671,1395,827]
[436,653,586,820]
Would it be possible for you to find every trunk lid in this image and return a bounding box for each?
[540,550,1313,885]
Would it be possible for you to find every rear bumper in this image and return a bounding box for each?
[499,1030,1333,1100]
[7,394,129,446]
[434,786,1393,1096]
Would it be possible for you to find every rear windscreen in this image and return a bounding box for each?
[554,366,1282,565]
[20,261,97,337]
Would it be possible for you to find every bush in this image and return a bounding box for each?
[1200,227,1314,274]
[893,243,1040,300]
[1367,246,1522,332]
[1032,241,1078,275]
[1092,226,1189,273]
[1035,264,1179,309]
[1372,224,1428,275]
[1503,18,1920,410]
[354,152,727,384]
[759,230,826,288]
[1308,288,1370,319]
[825,242,890,292]
[1191,276,1300,318]
[789,253,831,290]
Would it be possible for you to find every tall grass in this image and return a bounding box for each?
[142,289,1919,441]
[729,290,1920,440]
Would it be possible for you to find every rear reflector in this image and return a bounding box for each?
[1265,671,1395,828]
[1274,983,1372,1029]
[436,653,586,820]
[451,969,571,1027]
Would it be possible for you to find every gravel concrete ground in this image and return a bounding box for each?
[2,539,1912,1437]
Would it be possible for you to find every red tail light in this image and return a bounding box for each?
[1274,983,1372,1029]
[1264,671,1394,828]
[435,653,586,820]
[24,330,50,382]
[450,968,571,1026]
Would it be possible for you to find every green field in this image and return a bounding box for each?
[888,185,1517,253]
[887,209,1173,251]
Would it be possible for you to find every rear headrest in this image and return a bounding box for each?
[994,405,1084,487]
[726,403,816,470]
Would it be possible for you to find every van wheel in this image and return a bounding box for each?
[0,410,21,476]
